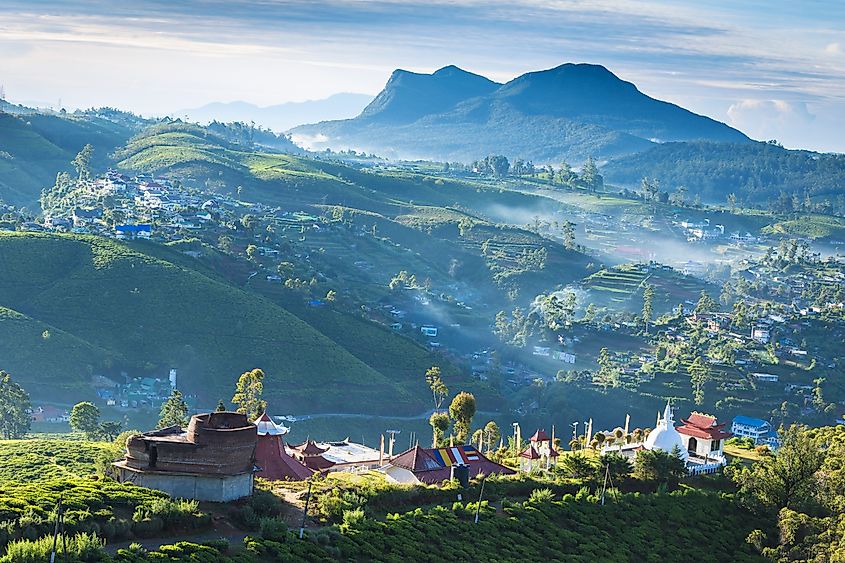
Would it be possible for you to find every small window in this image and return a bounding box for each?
[710,440,720,452]
[149,444,158,467]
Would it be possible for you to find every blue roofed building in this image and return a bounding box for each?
[731,416,776,445]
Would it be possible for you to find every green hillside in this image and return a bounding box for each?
[0,111,137,207]
[0,232,445,414]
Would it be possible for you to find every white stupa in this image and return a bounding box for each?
[643,401,688,461]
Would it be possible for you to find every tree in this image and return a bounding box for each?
[448,392,476,444]
[0,371,31,439]
[598,452,633,482]
[158,389,189,429]
[642,283,655,334]
[72,144,93,181]
[70,402,101,439]
[694,290,719,314]
[99,421,123,441]
[215,400,227,412]
[634,446,687,484]
[581,156,603,192]
[425,366,448,411]
[731,425,824,513]
[727,193,738,213]
[429,412,450,447]
[246,244,258,261]
[558,452,596,479]
[561,221,576,250]
[482,421,501,452]
[232,368,267,420]
[687,356,710,405]
[594,348,620,389]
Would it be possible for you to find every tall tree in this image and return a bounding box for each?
[694,290,719,314]
[731,425,824,513]
[70,402,101,440]
[158,389,190,429]
[561,220,576,250]
[425,366,448,411]
[232,368,267,420]
[688,356,710,405]
[72,144,94,181]
[581,156,602,192]
[0,371,31,439]
[482,420,501,452]
[448,392,477,444]
[429,412,450,447]
[642,283,655,334]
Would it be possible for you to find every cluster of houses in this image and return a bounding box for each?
[674,217,759,245]
[33,170,240,241]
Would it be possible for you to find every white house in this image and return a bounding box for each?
[731,416,772,444]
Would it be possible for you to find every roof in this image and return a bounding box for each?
[388,445,514,485]
[732,416,770,428]
[529,429,550,443]
[676,412,732,440]
[254,433,313,481]
[292,440,329,456]
[519,445,541,460]
[253,412,289,436]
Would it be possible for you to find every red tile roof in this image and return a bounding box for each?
[530,429,550,442]
[519,445,541,460]
[254,434,313,481]
[677,412,732,440]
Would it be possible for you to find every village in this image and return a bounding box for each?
[110,396,774,503]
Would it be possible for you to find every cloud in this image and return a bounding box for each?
[727,99,815,141]
[825,42,843,55]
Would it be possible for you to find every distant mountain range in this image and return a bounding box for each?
[291,63,750,162]
[176,93,373,133]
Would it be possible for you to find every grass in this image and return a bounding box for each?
[0,231,429,415]
[0,439,114,483]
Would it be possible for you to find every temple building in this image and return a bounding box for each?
[114,412,257,502]
[676,412,732,461]
[519,429,560,472]
[381,444,515,485]
[253,413,312,481]
[643,401,689,461]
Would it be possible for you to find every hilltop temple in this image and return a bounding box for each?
[607,401,730,474]
[114,411,257,501]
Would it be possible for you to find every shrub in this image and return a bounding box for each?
[0,532,104,563]
[527,488,555,503]
[259,517,287,542]
[340,508,366,532]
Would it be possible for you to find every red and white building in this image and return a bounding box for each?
[675,413,732,462]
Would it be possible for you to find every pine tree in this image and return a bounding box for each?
[0,371,31,439]
[158,389,189,429]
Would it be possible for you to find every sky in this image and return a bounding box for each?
[1,0,844,152]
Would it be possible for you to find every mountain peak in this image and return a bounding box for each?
[358,65,500,123]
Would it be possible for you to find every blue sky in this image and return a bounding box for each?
[0,0,843,151]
